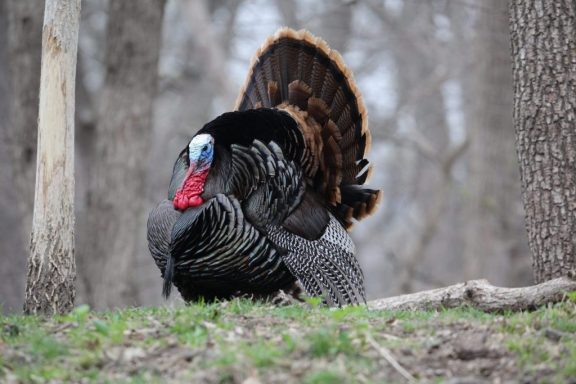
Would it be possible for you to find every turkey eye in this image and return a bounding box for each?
[202,145,208,152]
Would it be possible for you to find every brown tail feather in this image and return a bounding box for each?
[235,27,379,227]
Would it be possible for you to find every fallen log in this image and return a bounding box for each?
[368,277,576,312]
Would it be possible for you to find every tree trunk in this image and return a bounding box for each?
[277,0,300,30]
[510,1,576,283]
[393,2,451,294]
[0,0,44,313]
[462,0,530,286]
[24,0,81,315]
[0,0,25,313]
[85,0,166,309]
[318,0,352,53]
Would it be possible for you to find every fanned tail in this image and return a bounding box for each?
[235,27,381,228]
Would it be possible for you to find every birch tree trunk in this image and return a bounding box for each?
[510,0,576,283]
[24,0,81,315]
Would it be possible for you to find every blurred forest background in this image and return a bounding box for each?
[0,0,532,313]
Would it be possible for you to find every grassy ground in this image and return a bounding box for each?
[1,296,575,383]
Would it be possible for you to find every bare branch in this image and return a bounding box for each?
[442,137,470,175]
[379,132,438,162]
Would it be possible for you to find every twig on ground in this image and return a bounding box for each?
[366,334,417,384]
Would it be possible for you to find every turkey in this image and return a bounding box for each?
[147,28,381,306]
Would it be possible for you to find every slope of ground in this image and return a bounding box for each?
[1,297,575,383]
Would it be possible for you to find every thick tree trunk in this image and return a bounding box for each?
[85,0,166,309]
[462,0,530,285]
[24,0,81,315]
[510,1,576,283]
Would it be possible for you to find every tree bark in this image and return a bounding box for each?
[510,1,576,283]
[24,0,81,315]
[368,277,576,312]
[85,0,166,309]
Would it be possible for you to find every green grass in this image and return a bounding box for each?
[303,369,346,384]
[0,298,575,383]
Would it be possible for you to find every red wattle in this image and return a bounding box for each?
[173,169,209,211]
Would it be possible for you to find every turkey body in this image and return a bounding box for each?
[147,28,380,306]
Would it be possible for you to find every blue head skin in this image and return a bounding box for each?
[173,134,215,210]
[188,134,215,172]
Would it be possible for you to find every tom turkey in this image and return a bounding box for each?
[147,28,380,306]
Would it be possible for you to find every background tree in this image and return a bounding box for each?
[0,0,44,312]
[24,0,81,315]
[462,0,528,284]
[510,0,576,282]
[79,0,167,309]
[5,0,44,226]
[354,0,529,294]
